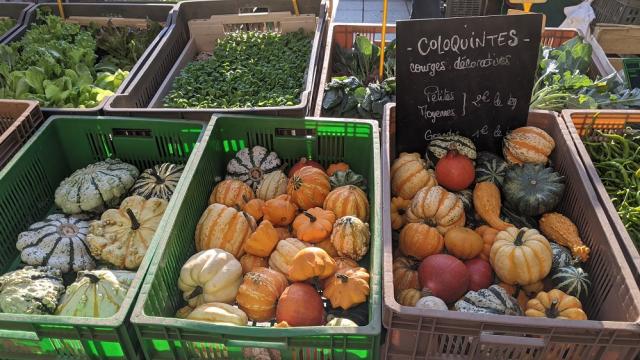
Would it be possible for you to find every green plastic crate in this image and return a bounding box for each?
[131,115,382,360]
[0,116,204,360]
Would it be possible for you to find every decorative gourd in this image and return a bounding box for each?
[404,207,421,224]
[178,249,243,307]
[391,197,411,230]
[326,162,350,176]
[331,216,370,261]
[226,146,282,190]
[243,198,264,221]
[244,220,278,257]
[393,256,421,293]
[268,238,308,278]
[444,227,484,260]
[239,254,269,274]
[236,267,288,321]
[419,254,469,303]
[275,226,292,240]
[454,285,522,316]
[186,302,249,325]
[503,164,565,216]
[475,225,499,262]
[475,152,508,187]
[292,208,335,243]
[464,258,493,291]
[209,179,255,209]
[396,288,421,306]
[287,166,330,210]
[525,289,587,320]
[324,185,369,222]
[416,296,448,310]
[399,222,443,259]
[17,214,94,273]
[330,170,367,191]
[490,227,552,286]
[55,159,139,214]
[324,267,370,310]
[473,182,513,231]
[411,186,465,234]
[315,238,339,257]
[326,303,369,325]
[55,269,135,317]
[195,203,254,258]
[334,257,360,271]
[0,266,64,315]
[256,170,288,200]
[175,305,193,319]
[434,149,475,191]
[276,283,324,326]
[551,266,591,299]
[428,135,477,160]
[288,157,324,177]
[87,196,167,270]
[503,126,555,165]
[326,317,358,327]
[130,163,184,200]
[497,282,529,311]
[500,206,538,229]
[455,189,474,214]
[391,153,437,199]
[262,194,298,226]
[539,213,590,262]
[288,247,336,281]
[550,242,576,273]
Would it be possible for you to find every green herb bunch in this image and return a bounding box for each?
[0,18,16,36]
[164,30,312,109]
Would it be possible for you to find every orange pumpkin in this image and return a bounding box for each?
[334,257,359,271]
[475,225,500,262]
[262,194,298,226]
[323,267,370,310]
[243,198,265,221]
[244,220,279,257]
[323,185,369,222]
[209,179,254,209]
[393,256,420,293]
[391,152,437,199]
[391,197,411,230]
[326,162,350,176]
[444,227,484,260]
[275,226,292,240]
[399,222,444,259]
[276,283,324,326]
[239,254,269,274]
[287,166,330,210]
[236,267,288,321]
[195,203,255,258]
[288,247,336,281]
[315,238,339,257]
[292,208,335,243]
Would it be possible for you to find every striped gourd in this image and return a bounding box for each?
[551,266,591,299]
[503,126,555,165]
[475,152,508,187]
[323,185,369,222]
[16,214,95,273]
[455,285,522,316]
[55,159,139,214]
[550,242,575,273]
[331,216,370,261]
[130,163,184,201]
[256,170,288,200]
[195,203,256,258]
[226,146,282,191]
[428,135,477,160]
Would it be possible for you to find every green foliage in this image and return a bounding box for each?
[92,19,162,72]
[164,30,312,109]
[0,18,16,35]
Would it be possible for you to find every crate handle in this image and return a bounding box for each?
[112,128,152,137]
[479,333,546,348]
[275,128,316,137]
[226,339,288,350]
[0,329,39,341]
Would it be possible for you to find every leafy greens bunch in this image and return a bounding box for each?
[530,37,640,111]
[164,30,312,109]
[92,19,162,72]
[0,18,16,36]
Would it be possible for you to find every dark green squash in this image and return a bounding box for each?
[475,151,508,188]
[551,266,591,299]
[550,242,576,273]
[503,164,565,216]
[329,169,366,191]
[500,206,537,229]
[454,285,522,316]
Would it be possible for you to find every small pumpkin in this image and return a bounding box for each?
[195,203,255,258]
[334,257,360,271]
[391,153,437,199]
[186,302,249,325]
[326,162,350,176]
[551,266,591,299]
[325,317,358,327]
[256,170,288,200]
[324,267,370,310]
[393,256,421,293]
[331,216,370,261]
[503,164,565,217]
[209,179,255,209]
[288,247,336,281]
[428,135,477,160]
[244,220,279,257]
[396,288,421,306]
[262,194,298,226]
[268,238,308,278]
[525,289,587,320]
[130,163,184,201]
[324,185,369,222]
[288,157,324,177]
[236,267,288,321]
[454,285,522,316]
[444,227,484,260]
[539,213,590,262]
[276,283,324,326]
[475,152,508,188]
[0,266,64,315]
[226,146,282,191]
[473,182,513,231]
[416,296,448,310]
[243,198,265,221]
[550,242,577,273]
[399,222,443,259]
[411,186,465,234]
[87,196,167,270]
[330,169,367,191]
[503,126,555,165]
[178,249,243,307]
[287,166,331,210]
[391,197,412,230]
[475,225,499,262]
[239,254,269,274]
[490,227,552,286]
[434,149,475,191]
[292,208,335,243]
[275,226,292,240]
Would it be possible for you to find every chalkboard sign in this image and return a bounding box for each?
[396,14,543,153]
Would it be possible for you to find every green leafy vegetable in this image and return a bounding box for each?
[0,18,16,36]
[321,75,395,119]
[92,19,162,71]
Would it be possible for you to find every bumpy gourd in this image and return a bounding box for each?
[130,163,184,201]
[87,196,168,270]
[323,267,370,310]
[17,214,95,273]
[55,159,139,214]
[455,285,522,316]
[178,249,243,307]
[226,146,282,191]
[56,269,136,317]
[0,266,64,315]
[539,212,590,262]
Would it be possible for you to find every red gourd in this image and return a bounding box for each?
[276,283,324,326]
[435,150,475,191]
[464,258,493,291]
[289,157,324,177]
[418,254,469,303]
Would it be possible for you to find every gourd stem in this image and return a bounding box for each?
[546,299,559,318]
[187,286,203,300]
[303,211,317,222]
[514,230,526,246]
[242,194,250,204]
[421,288,433,297]
[398,208,406,216]
[337,273,349,283]
[126,209,141,230]
[83,273,101,283]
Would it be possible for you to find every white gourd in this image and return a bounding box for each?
[0,266,65,315]
[415,296,448,311]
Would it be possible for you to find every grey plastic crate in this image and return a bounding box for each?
[593,0,640,25]
[1,2,176,116]
[445,0,486,17]
[0,2,33,43]
[104,0,327,121]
